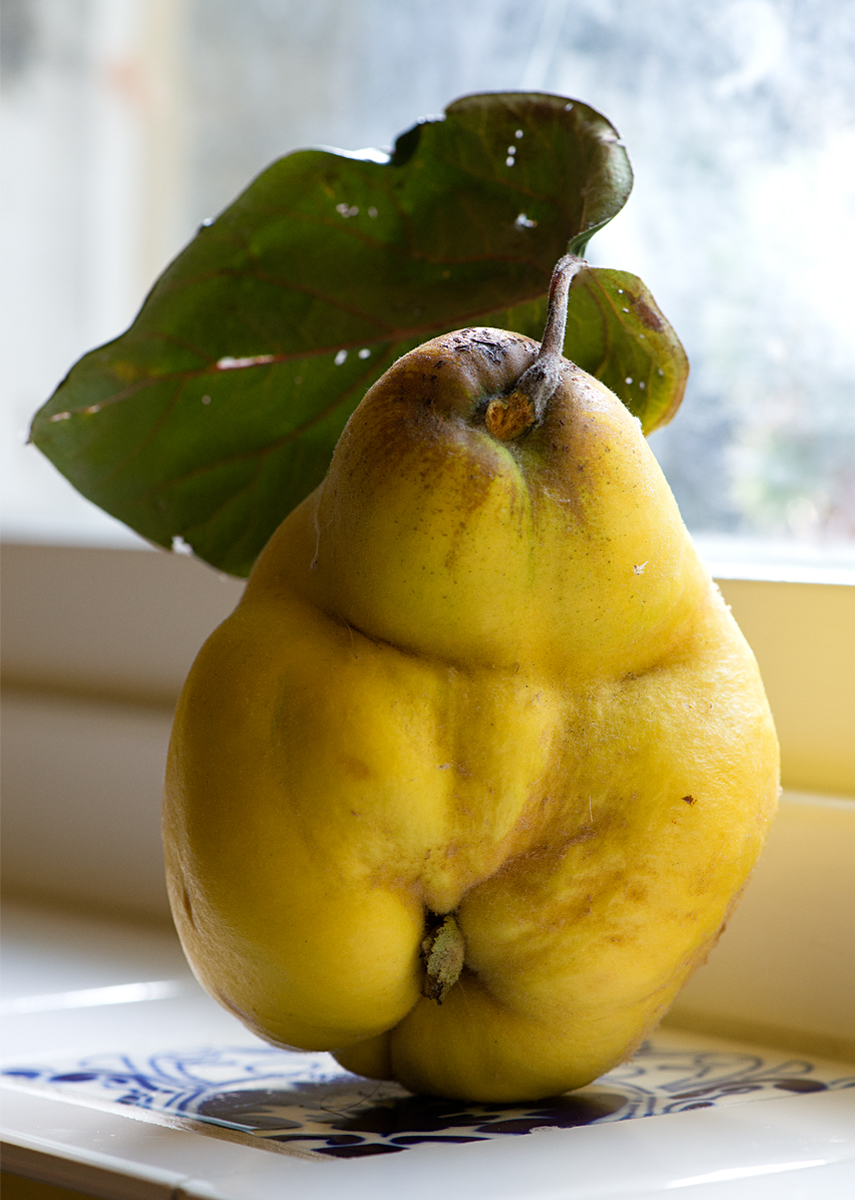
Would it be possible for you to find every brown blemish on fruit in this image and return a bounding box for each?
[340,754,373,780]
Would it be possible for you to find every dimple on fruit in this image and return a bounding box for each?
[163,255,779,1103]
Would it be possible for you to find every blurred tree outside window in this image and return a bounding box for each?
[2,0,854,569]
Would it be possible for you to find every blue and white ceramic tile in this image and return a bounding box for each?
[4,1041,853,1159]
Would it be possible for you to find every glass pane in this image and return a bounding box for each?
[3,0,853,568]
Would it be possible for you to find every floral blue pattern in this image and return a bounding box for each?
[4,1042,853,1159]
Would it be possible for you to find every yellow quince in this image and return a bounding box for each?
[163,258,779,1102]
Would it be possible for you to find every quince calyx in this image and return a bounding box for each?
[420,913,466,1004]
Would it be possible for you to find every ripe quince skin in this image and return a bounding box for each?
[163,324,779,1102]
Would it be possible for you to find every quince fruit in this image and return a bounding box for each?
[163,258,779,1102]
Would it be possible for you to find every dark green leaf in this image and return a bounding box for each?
[31,91,683,578]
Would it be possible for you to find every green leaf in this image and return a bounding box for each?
[31,91,684,578]
[565,266,689,432]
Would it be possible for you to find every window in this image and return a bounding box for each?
[1,0,853,1063]
[3,0,854,556]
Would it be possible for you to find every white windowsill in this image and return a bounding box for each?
[1,896,853,1200]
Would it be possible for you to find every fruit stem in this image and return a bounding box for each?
[540,252,585,360]
[485,253,585,441]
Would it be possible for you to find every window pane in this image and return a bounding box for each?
[3,0,853,564]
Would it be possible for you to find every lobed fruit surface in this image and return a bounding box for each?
[163,328,779,1102]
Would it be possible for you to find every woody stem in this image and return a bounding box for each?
[485,253,585,440]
